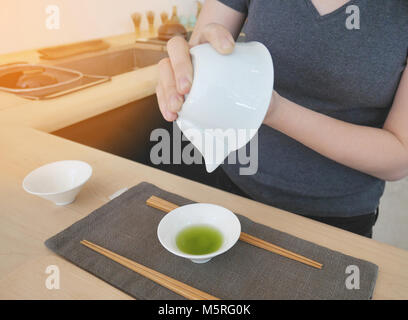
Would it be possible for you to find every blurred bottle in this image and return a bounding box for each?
[196,1,202,18]
[131,12,142,36]
[179,15,188,27]
[170,5,179,23]
[160,11,169,25]
[146,10,155,35]
[188,15,197,28]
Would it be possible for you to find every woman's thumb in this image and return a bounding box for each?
[201,23,235,54]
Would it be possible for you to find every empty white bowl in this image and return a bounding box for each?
[157,203,241,263]
[177,41,274,173]
[22,160,92,205]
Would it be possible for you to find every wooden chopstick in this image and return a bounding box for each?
[239,232,322,269]
[147,195,179,212]
[80,240,220,300]
[146,195,323,269]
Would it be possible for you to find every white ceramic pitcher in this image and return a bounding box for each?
[176,41,274,173]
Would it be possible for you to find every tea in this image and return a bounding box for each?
[176,225,223,255]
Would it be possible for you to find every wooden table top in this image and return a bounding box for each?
[0,125,407,299]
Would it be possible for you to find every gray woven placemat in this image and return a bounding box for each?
[45,182,378,300]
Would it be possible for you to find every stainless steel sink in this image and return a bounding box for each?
[53,45,168,77]
[49,33,248,78]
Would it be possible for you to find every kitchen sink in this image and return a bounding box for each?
[53,45,168,77]
[52,32,246,77]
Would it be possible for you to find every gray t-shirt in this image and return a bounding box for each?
[218,0,408,217]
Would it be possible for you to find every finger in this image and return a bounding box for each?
[158,57,184,114]
[156,84,178,122]
[167,36,193,95]
[201,23,235,55]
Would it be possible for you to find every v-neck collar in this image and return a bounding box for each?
[304,0,359,21]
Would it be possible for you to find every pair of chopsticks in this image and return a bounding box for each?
[146,196,323,270]
[81,240,219,300]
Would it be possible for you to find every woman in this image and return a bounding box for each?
[155,0,408,238]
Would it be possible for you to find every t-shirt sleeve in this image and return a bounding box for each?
[217,0,249,14]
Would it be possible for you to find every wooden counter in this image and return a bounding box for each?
[0,65,158,132]
[0,126,407,299]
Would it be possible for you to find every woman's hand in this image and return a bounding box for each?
[156,23,236,122]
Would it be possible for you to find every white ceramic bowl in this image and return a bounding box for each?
[157,203,241,264]
[22,160,92,205]
[177,41,274,173]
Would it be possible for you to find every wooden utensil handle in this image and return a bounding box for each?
[81,240,219,300]
[146,195,179,212]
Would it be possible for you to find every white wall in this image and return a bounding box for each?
[374,178,408,250]
[0,0,201,54]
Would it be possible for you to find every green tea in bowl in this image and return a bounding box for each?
[176,225,223,255]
